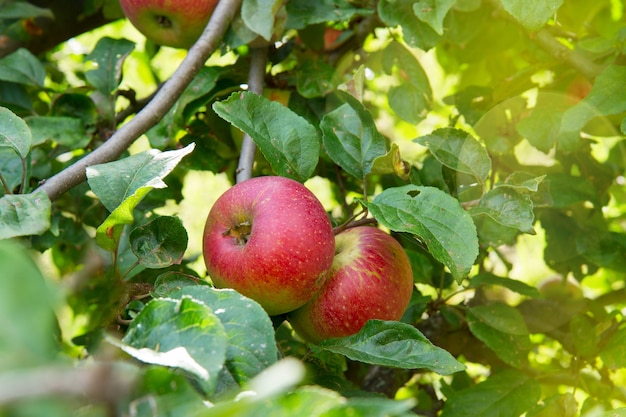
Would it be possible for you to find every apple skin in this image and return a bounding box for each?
[119,0,218,49]
[202,176,335,316]
[288,226,414,343]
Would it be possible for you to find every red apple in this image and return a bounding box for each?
[202,176,335,315]
[120,0,219,49]
[288,226,414,343]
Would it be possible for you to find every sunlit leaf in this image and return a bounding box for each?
[213,91,319,181]
[241,0,281,40]
[378,0,441,50]
[366,185,478,281]
[500,0,563,31]
[371,143,410,179]
[85,37,135,94]
[413,0,456,34]
[0,106,31,158]
[600,326,626,369]
[285,0,369,29]
[469,187,535,234]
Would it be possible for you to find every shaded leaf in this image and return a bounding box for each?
[414,128,491,184]
[0,191,50,239]
[413,0,456,34]
[285,0,370,29]
[320,91,387,179]
[378,0,441,50]
[600,326,626,370]
[213,91,319,181]
[26,116,90,148]
[130,216,189,269]
[314,320,465,375]
[470,273,540,298]
[0,106,31,158]
[371,143,410,180]
[0,48,46,87]
[85,37,135,94]
[366,185,478,281]
[296,58,341,98]
[441,369,541,417]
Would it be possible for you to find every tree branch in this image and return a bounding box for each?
[0,362,138,405]
[534,29,602,80]
[236,46,268,183]
[36,0,243,202]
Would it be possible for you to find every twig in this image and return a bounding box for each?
[0,362,138,405]
[534,29,602,80]
[36,0,243,202]
[236,47,269,183]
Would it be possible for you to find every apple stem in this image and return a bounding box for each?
[223,222,252,246]
[155,15,173,28]
[332,213,377,235]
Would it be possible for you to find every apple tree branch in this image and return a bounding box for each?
[36,0,243,202]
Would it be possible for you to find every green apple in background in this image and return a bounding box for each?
[202,176,336,316]
[119,0,219,49]
[289,226,414,343]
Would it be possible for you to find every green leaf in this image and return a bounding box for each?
[378,0,442,50]
[469,187,535,234]
[600,326,626,369]
[500,0,563,31]
[87,143,195,212]
[367,185,479,281]
[0,106,31,158]
[26,116,91,148]
[213,91,319,181]
[129,216,189,269]
[470,273,541,298]
[0,148,23,194]
[414,128,491,185]
[382,42,432,123]
[285,0,370,29]
[120,296,228,394]
[570,314,598,358]
[241,0,282,40]
[500,172,546,193]
[371,143,410,179]
[441,369,541,417]
[413,0,456,34]
[0,48,46,87]
[0,240,58,371]
[296,58,341,98]
[577,231,626,272]
[165,286,278,391]
[0,191,51,239]
[600,409,626,417]
[320,91,387,180]
[561,65,626,134]
[85,37,135,94]
[0,2,53,19]
[544,173,599,208]
[467,303,531,367]
[314,320,465,375]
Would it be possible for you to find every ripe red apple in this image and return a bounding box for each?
[119,0,219,49]
[202,176,335,316]
[288,226,414,343]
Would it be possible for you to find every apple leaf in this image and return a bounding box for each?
[500,0,563,31]
[85,37,135,95]
[469,273,540,298]
[26,116,90,148]
[242,0,282,41]
[320,91,387,180]
[0,191,51,239]
[314,320,465,375]
[88,144,195,251]
[120,296,228,395]
[440,369,541,417]
[600,409,626,417]
[129,216,188,269]
[164,286,278,395]
[213,91,319,182]
[466,303,531,368]
[0,106,31,159]
[561,65,626,134]
[371,143,410,179]
[0,48,46,87]
[296,58,341,98]
[414,128,491,185]
[87,143,195,213]
[469,187,535,234]
[366,185,479,282]
[412,0,456,35]
[600,326,626,369]
[0,240,58,371]
[378,0,441,50]
[285,0,370,29]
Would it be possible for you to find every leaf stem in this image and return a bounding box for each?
[36,0,243,201]
[0,172,11,194]
[236,46,269,183]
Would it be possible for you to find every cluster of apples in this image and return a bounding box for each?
[203,176,414,343]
